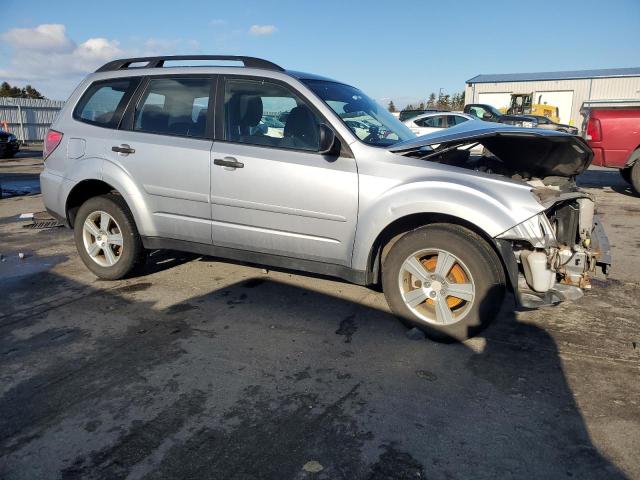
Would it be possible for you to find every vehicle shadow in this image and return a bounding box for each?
[578,168,638,197]
[0,269,626,479]
[136,249,200,277]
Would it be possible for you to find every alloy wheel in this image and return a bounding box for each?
[398,248,475,325]
[82,210,124,267]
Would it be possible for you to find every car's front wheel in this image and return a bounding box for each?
[74,194,146,280]
[382,224,506,342]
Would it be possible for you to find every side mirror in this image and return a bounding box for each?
[318,124,337,155]
[482,112,492,120]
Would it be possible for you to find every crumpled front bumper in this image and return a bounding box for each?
[493,213,612,309]
[590,215,612,275]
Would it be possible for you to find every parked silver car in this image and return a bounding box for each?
[40,55,611,341]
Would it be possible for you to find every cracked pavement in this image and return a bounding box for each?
[1,153,639,479]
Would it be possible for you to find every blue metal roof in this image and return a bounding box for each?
[466,67,640,84]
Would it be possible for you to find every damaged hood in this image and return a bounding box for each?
[388,122,593,178]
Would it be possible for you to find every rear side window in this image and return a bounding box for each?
[74,79,137,128]
[448,115,469,126]
[133,78,211,138]
[415,116,445,128]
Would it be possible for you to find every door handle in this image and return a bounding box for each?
[112,144,135,154]
[214,157,244,169]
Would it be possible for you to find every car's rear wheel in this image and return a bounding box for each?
[620,167,632,184]
[382,224,506,342]
[74,194,146,279]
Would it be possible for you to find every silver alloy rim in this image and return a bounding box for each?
[397,248,475,326]
[82,211,124,267]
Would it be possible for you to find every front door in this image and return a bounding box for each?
[110,76,215,244]
[210,77,358,266]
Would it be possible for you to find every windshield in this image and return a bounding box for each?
[303,79,415,147]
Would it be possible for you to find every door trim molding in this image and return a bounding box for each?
[210,194,347,222]
[144,184,210,203]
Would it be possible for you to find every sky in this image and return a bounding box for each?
[1,0,639,106]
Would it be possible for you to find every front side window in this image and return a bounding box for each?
[74,79,137,128]
[134,78,211,138]
[303,79,414,147]
[224,78,322,151]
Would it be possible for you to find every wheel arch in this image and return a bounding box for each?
[66,179,120,227]
[624,145,640,168]
[65,175,149,236]
[364,212,511,290]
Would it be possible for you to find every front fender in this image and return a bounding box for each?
[351,178,545,272]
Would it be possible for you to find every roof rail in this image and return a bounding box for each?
[95,55,284,73]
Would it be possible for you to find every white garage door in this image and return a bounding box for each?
[477,92,512,112]
[534,91,574,125]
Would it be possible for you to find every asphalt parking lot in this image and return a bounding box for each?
[1,150,639,479]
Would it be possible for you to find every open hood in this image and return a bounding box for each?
[388,122,593,178]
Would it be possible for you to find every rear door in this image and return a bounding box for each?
[111,75,215,244]
[209,76,358,266]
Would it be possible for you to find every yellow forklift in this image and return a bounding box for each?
[507,93,560,123]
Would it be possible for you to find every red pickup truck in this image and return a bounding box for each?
[581,101,640,193]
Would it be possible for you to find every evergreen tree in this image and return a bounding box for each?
[22,85,44,99]
[0,82,45,99]
[387,100,396,112]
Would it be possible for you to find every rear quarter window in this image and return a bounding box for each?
[73,78,139,128]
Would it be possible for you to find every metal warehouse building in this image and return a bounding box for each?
[0,97,65,143]
[465,67,640,130]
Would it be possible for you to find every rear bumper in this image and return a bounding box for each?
[40,169,69,227]
[591,147,604,166]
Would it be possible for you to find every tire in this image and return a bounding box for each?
[620,167,632,185]
[631,161,640,195]
[382,224,506,342]
[74,194,146,280]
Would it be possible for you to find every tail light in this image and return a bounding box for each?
[43,129,63,160]
[586,118,601,142]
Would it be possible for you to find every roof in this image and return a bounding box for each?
[410,111,476,121]
[285,70,342,83]
[466,67,640,84]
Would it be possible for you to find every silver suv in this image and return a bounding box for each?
[40,55,611,341]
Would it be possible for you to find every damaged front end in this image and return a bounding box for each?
[497,193,611,307]
[390,122,612,307]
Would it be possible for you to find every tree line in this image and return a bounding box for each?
[0,82,45,99]
[387,91,465,113]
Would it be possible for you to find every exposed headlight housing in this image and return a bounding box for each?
[497,212,557,248]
